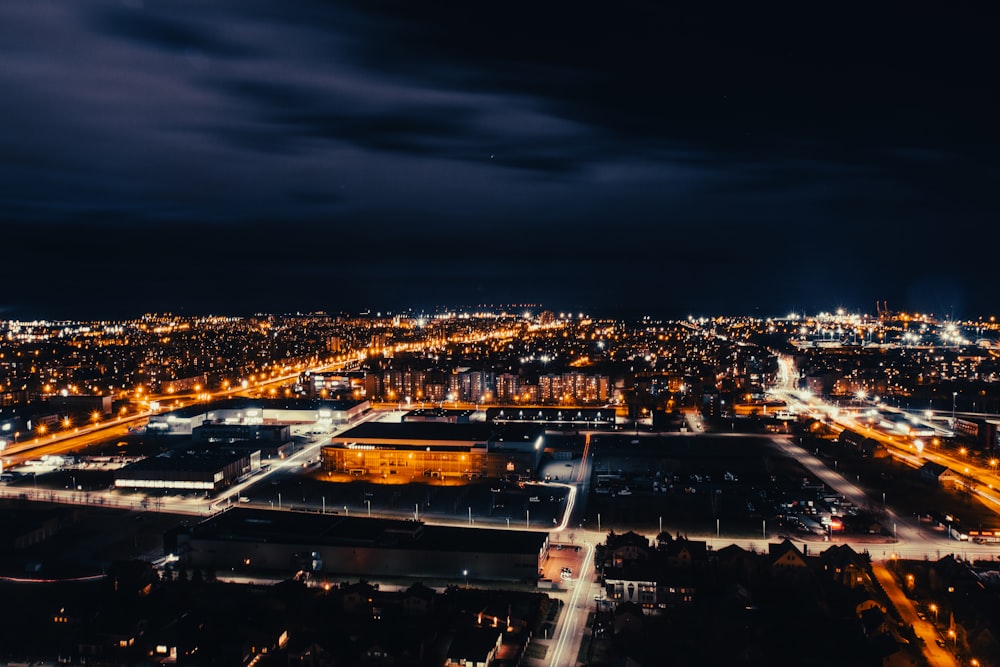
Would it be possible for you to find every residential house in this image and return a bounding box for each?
[443,627,503,667]
[658,535,708,568]
[602,531,653,568]
[819,543,872,589]
[402,582,436,617]
[768,539,810,572]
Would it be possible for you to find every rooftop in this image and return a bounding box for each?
[118,447,254,473]
[188,507,548,555]
[333,421,543,444]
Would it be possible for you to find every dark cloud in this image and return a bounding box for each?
[91,6,256,58]
[0,1,997,319]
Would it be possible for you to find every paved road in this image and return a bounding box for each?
[871,561,959,667]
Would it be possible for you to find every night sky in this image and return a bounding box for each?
[2,2,997,320]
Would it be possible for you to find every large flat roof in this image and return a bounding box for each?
[118,448,253,473]
[156,404,209,419]
[154,397,368,420]
[333,421,543,444]
[208,397,367,412]
[189,507,547,555]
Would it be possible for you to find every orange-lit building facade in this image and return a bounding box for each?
[321,422,545,481]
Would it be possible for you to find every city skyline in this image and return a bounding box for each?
[2,2,997,320]
[3,298,1000,664]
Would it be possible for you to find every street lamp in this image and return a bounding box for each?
[366,499,371,517]
[952,391,958,427]
[463,569,468,587]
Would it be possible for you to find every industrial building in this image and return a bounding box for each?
[146,397,370,436]
[191,423,295,459]
[114,447,260,492]
[193,422,291,444]
[321,422,545,481]
[173,508,550,583]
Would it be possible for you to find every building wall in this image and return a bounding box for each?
[114,451,259,492]
[321,446,536,480]
[194,424,291,443]
[146,412,205,436]
[47,394,113,416]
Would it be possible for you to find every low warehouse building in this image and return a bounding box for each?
[174,508,550,583]
[114,448,260,493]
[147,398,370,435]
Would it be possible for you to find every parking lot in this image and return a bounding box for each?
[580,433,885,539]
[541,541,586,584]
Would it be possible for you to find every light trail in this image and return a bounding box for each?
[576,432,591,484]
[549,538,595,667]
